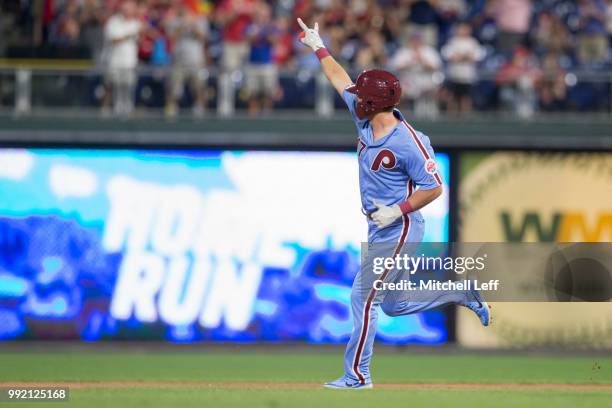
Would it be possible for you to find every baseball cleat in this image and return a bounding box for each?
[463,288,492,326]
[324,376,373,389]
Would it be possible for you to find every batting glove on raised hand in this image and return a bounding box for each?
[297,18,325,51]
[371,200,403,228]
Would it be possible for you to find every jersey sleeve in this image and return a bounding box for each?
[341,87,367,127]
[402,131,442,191]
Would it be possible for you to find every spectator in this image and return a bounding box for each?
[103,0,142,116]
[576,0,608,65]
[380,6,408,45]
[355,31,387,70]
[469,0,498,47]
[441,22,484,113]
[136,1,170,65]
[0,3,4,56]
[437,0,468,46]
[389,31,442,117]
[216,0,256,72]
[532,11,572,58]
[496,46,541,118]
[165,2,209,117]
[79,0,108,65]
[273,15,294,67]
[322,5,349,57]
[607,0,612,47]
[245,3,279,116]
[536,52,567,111]
[405,0,440,47]
[492,0,532,55]
[2,0,611,117]
[438,0,467,21]
[50,0,82,46]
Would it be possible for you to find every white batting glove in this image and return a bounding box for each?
[297,18,325,51]
[371,200,403,228]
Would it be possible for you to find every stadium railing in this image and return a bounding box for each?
[1,63,612,118]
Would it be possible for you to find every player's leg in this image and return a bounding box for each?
[330,266,379,388]
[380,283,491,326]
[380,282,466,316]
[379,218,491,326]
[326,218,410,389]
[325,246,383,389]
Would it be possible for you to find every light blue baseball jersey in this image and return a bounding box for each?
[342,88,442,239]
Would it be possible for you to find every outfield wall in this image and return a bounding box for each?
[1,119,611,347]
[0,114,611,150]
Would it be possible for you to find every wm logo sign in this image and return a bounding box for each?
[501,212,612,242]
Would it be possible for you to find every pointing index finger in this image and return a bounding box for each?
[297,18,308,31]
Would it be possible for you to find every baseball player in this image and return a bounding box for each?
[297,18,492,389]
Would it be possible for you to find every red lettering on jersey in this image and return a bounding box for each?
[371,149,397,171]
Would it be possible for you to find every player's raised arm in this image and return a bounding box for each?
[297,18,352,95]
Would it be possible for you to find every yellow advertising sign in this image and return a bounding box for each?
[458,152,612,348]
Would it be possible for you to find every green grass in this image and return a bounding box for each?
[60,389,612,408]
[1,350,611,407]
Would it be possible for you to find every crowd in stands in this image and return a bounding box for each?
[2,0,612,117]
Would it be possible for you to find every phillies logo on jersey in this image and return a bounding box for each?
[371,149,397,171]
[424,158,437,175]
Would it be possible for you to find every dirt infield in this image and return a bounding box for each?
[2,381,612,391]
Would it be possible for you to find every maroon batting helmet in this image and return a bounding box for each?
[346,69,401,119]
